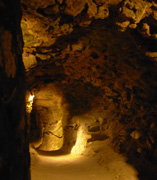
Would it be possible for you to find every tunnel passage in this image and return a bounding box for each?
[21,0,157,180]
[26,83,69,152]
[26,82,107,155]
[1,0,157,180]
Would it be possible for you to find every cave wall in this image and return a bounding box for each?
[0,0,30,179]
[29,83,68,151]
[22,0,157,179]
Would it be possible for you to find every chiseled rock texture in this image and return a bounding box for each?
[22,0,157,179]
[0,0,30,179]
[30,83,68,151]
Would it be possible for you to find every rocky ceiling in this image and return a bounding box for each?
[21,0,157,178]
[21,0,157,72]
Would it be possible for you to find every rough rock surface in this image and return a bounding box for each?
[22,0,157,180]
[30,83,68,151]
[0,0,30,179]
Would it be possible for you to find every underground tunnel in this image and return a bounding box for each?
[0,0,157,180]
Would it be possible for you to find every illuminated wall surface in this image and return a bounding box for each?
[0,0,157,180]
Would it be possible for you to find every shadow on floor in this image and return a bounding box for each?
[126,153,157,180]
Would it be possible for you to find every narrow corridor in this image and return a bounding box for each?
[31,140,139,180]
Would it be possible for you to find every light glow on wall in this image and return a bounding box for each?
[27,93,35,113]
[71,124,88,155]
[29,94,35,102]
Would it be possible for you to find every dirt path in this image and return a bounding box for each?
[30,140,139,180]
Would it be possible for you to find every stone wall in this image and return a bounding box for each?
[29,83,68,152]
[0,0,30,179]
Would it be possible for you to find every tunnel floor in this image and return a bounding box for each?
[30,140,139,180]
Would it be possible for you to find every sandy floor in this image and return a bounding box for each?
[30,140,139,180]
